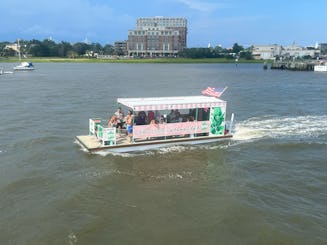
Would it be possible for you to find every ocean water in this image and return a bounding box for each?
[0,62,326,244]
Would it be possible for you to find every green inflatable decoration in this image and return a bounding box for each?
[210,107,224,135]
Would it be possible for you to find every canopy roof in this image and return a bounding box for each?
[117,96,226,111]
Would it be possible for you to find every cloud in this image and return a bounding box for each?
[219,15,269,23]
[0,0,134,43]
[22,25,52,36]
[173,0,226,12]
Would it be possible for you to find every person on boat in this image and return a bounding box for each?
[168,110,175,122]
[126,110,134,142]
[188,116,194,122]
[155,110,161,122]
[114,107,124,136]
[147,111,155,123]
[108,115,118,128]
[174,109,181,122]
[136,111,147,125]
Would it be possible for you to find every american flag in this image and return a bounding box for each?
[201,87,227,98]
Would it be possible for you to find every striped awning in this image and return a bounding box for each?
[117,96,226,111]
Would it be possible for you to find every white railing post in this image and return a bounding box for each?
[229,113,235,134]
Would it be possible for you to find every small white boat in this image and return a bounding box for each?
[13,61,35,71]
[314,63,327,72]
[13,39,35,71]
[76,91,234,153]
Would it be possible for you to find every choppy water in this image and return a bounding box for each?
[0,63,326,244]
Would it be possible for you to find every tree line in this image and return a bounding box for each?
[179,43,253,59]
[0,39,254,59]
[0,39,116,58]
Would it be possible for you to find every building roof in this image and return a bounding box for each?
[117,95,226,111]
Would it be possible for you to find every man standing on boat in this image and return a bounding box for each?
[126,110,133,142]
[114,107,124,137]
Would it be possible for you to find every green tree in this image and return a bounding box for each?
[89,43,103,54]
[73,42,90,56]
[58,41,73,57]
[67,50,78,58]
[232,43,244,54]
[103,44,114,55]
[29,39,49,57]
[179,48,215,58]
[239,51,253,60]
[43,39,59,56]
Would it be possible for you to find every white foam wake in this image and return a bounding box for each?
[233,115,327,141]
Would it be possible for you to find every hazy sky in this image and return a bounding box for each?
[1,0,326,47]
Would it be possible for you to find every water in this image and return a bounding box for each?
[0,63,326,244]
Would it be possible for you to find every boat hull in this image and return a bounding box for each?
[314,65,327,72]
[13,67,35,71]
[76,134,233,153]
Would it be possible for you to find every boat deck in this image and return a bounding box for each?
[76,135,130,150]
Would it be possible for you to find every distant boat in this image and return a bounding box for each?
[13,39,35,71]
[13,61,35,71]
[314,62,327,72]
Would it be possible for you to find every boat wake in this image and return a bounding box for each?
[232,115,327,142]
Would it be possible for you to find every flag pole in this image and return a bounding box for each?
[221,86,228,95]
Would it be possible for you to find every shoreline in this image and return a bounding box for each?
[0,57,265,64]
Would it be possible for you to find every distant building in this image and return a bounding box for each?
[114,41,128,55]
[252,43,321,59]
[127,17,187,57]
[319,43,327,55]
[252,44,282,60]
[282,43,319,58]
[4,43,19,53]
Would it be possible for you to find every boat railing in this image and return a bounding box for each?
[89,118,103,135]
[225,113,235,135]
[132,121,211,140]
[89,114,233,146]
[89,118,117,146]
[97,125,117,146]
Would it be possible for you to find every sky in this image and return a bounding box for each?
[1,0,326,48]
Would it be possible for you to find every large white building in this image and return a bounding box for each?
[281,44,319,58]
[252,43,321,60]
[127,17,187,57]
[252,44,282,60]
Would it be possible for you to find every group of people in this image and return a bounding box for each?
[108,107,133,140]
[134,109,187,125]
[167,109,182,123]
[107,107,197,141]
[134,110,164,125]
